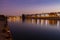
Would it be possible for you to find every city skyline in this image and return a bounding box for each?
[0,0,60,16]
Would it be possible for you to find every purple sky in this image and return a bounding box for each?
[0,0,60,16]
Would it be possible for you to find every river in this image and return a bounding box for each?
[8,18,60,40]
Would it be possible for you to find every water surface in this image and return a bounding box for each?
[8,18,60,40]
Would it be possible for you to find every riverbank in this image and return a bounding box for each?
[0,20,13,40]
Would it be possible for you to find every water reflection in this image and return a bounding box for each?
[8,17,22,22]
[25,19,32,23]
[48,20,57,25]
[8,17,60,40]
[8,17,60,26]
[21,19,60,30]
[25,19,58,26]
[24,19,60,29]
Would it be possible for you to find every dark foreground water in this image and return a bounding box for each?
[8,18,60,40]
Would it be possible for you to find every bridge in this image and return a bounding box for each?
[7,12,60,20]
[23,12,60,19]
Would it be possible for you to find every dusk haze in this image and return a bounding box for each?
[0,0,60,16]
[1,0,60,40]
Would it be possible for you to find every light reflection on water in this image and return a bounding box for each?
[8,18,60,26]
[8,17,60,40]
[8,17,60,29]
